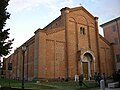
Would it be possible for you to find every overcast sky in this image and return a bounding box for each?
[5,0,120,53]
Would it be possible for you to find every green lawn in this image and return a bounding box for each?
[0,79,57,89]
[0,79,98,90]
[42,80,98,89]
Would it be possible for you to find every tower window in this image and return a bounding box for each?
[112,25,116,32]
[114,37,118,44]
[80,27,85,35]
[116,54,120,62]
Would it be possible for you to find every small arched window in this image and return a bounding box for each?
[80,27,83,34]
[80,27,85,35]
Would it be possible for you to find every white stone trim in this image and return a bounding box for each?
[80,50,96,80]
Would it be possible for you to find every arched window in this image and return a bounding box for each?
[80,27,85,35]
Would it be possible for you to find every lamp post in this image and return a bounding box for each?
[22,46,26,90]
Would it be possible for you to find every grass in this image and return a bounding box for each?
[0,79,98,90]
[0,79,57,89]
[42,80,98,89]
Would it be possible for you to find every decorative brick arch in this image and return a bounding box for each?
[81,51,95,61]
[80,50,96,80]
[76,14,88,25]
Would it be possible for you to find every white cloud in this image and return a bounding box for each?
[8,0,79,12]
[80,0,120,24]
[7,0,120,25]
[8,0,43,12]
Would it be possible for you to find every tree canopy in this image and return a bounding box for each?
[0,0,14,56]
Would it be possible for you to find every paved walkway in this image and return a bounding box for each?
[104,88,120,90]
[90,87,120,90]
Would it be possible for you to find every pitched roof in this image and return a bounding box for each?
[69,6,94,18]
[42,6,95,31]
[100,17,120,27]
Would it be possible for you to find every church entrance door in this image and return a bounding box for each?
[83,62,88,80]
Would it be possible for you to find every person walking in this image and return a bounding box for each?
[96,73,102,87]
[117,69,120,87]
[79,74,84,89]
[94,72,97,82]
[101,73,106,86]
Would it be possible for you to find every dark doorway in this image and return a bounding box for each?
[83,62,88,80]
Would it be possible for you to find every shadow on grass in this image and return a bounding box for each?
[41,80,98,90]
[1,87,36,90]
[0,79,98,90]
[0,79,57,90]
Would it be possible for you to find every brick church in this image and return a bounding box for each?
[5,6,114,81]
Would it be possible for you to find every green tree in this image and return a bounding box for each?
[0,0,14,56]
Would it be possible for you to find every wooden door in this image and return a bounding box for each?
[83,62,88,80]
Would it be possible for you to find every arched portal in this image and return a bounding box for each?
[80,51,95,80]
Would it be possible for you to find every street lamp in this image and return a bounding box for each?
[22,46,26,90]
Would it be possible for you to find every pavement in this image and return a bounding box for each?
[90,87,120,90]
[104,88,120,90]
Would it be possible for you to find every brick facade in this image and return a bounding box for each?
[100,17,120,71]
[5,6,114,81]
